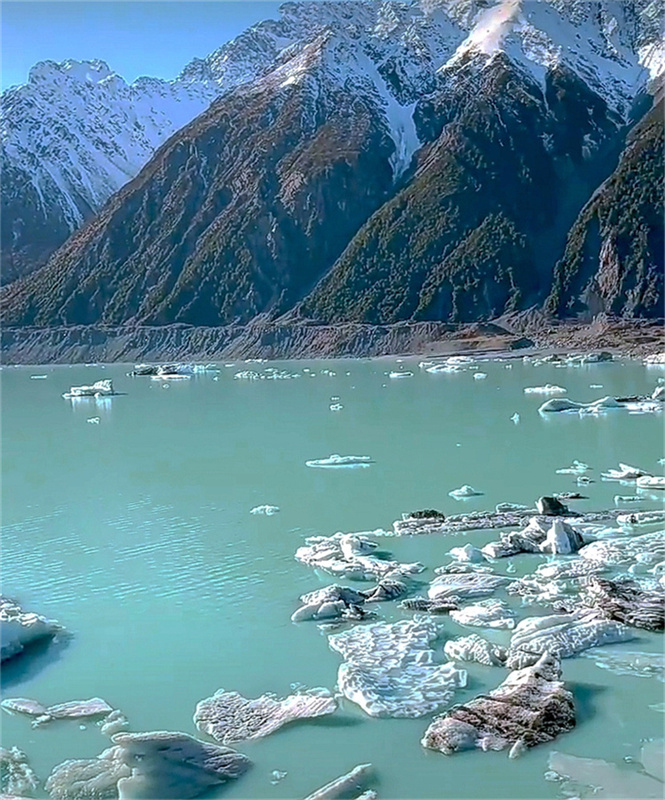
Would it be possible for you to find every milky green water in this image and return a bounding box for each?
[1,357,664,800]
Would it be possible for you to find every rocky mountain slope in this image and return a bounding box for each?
[2,0,663,332]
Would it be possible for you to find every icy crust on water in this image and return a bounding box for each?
[580,648,665,681]
[328,617,467,718]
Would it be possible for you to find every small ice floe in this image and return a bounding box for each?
[589,384,604,389]
[577,475,594,486]
[524,384,567,395]
[448,485,483,499]
[329,403,344,412]
[63,379,115,399]
[306,455,373,468]
[556,460,591,475]
[510,412,520,423]
[601,463,649,481]
[86,417,100,425]
[450,599,515,630]
[495,502,529,512]
[250,505,280,516]
[270,770,287,785]
[539,396,621,413]
[474,373,487,380]
[30,374,48,379]
[388,371,413,379]
[637,475,665,491]
[614,495,641,504]
[659,458,665,465]
[448,544,486,563]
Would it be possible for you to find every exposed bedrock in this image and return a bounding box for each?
[421,652,575,757]
[193,689,337,744]
[44,731,250,799]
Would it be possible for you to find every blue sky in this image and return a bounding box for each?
[1,1,285,91]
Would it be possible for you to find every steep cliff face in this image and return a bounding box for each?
[547,95,664,319]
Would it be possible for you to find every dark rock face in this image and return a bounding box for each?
[537,496,569,516]
[547,96,664,319]
[581,577,665,631]
[300,57,622,325]
[1,54,394,327]
[421,652,575,757]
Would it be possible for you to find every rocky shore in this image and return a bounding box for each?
[1,316,663,364]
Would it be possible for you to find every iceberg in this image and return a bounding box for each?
[306,455,373,468]
[328,617,467,718]
[250,505,280,516]
[448,485,483,499]
[63,379,115,399]
[524,384,567,394]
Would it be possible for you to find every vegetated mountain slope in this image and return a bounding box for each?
[546,92,664,319]
[2,0,663,327]
[0,1,467,282]
[0,36,407,327]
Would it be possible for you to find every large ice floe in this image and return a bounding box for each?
[421,653,575,758]
[62,379,115,399]
[0,746,39,796]
[306,455,373,468]
[295,533,424,581]
[601,462,649,481]
[44,731,250,799]
[504,609,635,669]
[450,599,516,630]
[637,475,665,491]
[303,763,375,800]
[524,384,567,395]
[328,617,467,718]
[428,571,509,601]
[193,688,336,743]
[580,530,665,567]
[0,596,62,662]
[575,577,665,631]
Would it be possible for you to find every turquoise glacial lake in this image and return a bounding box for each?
[1,356,664,799]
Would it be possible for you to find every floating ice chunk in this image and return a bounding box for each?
[250,505,280,516]
[306,455,373,468]
[448,544,486,563]
[329,403,344,412]
[590,384,604,388]
[524,384,567,395]
[617,510,665,527]
[388,371,413,379]
[495,502,529,512]
[303,764,374,800]
[428,572,508,601]
[443,634,507,666]
[30,374,48,379]
[601,463,649,481]
[63,379,115,398]
[505,609,635,668]
[328,617,467,717]
[0,597,62,662]
[637,475,665,490]
[151,373,191,381]
[614,495,640,504]
[539,396,622,413]
[193,688,336,743]
[474,373,487,381]
[270,770,288,785]
[86,417,100,424]
[448,485,483,499]
[450,599,515,630]
[556,460,591,475]
[510,413,520,424]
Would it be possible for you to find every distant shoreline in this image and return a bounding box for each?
[1,318,663,365]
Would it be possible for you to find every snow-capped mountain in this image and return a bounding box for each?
[1,0,663,329]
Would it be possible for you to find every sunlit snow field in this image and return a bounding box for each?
[1,356,664,799]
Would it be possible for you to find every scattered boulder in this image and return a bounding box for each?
[193,689,336,744]
[421,653,575,757]
[45,731,250,799]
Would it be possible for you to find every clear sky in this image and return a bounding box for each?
[1,1,285,91]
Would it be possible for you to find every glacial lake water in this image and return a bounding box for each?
[1,356,664,800]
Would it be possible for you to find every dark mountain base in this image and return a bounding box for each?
[1,318,662,364]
